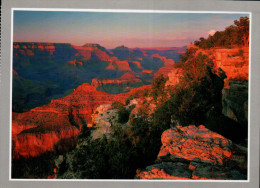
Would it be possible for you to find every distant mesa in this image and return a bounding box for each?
[119,72,138,80]
[106,60,132,72]
[142,69,153,74]
[113,45,128,50]
[91,72,142,88]
[141,46,187,53]
[82,43,101,47]
[154,64,176,77]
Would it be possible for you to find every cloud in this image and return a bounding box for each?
[208,29,216,36]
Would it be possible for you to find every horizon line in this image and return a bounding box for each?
[12,41,188,49]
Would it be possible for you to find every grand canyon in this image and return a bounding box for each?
[12,12,249,180]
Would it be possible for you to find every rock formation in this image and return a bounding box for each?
[91,72,142,88]
[13,42,178,112]
[12,83,150,159]
[136,125,247,180]
[90,104,119,139]
[165,68,184,86]
[140,46,187,62]
[105,60,132,72]
[163,45,248,126]
[72,43,116,62]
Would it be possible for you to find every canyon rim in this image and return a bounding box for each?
[11,9,250,180]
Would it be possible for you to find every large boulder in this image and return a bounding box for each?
[158,125,232,165]
[136,125,247,180]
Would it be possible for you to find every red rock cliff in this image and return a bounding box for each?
[12,83,150,159]
[91,72,142,88]
[165,46,249,88]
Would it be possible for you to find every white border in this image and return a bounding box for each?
[9,8,252,183]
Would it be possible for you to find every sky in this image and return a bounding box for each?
[13,11,249,49]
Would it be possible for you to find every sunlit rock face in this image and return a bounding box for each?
[105,60,132,72]
[91,73,142,88]
[151,54,175,66]
[12,83,150,159]
[13,42,76,57]
[188,45,249,87]
[154,64,175,78]
[136,125,247,180]
[13,128,80,159]
[90,104,119,139]
[214,48,249,83]
[73,43,116,62]
[158,125,232,165]
[126,97,156,118]
[91,103,118,128]
[165,68,184,86]
[211,47,249,126]
[164,46,249,88]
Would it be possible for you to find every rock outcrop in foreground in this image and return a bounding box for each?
[136,125,247,180]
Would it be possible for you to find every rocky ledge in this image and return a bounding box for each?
[136,125,247,180]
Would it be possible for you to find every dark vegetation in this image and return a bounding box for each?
[12,152,56,179]
[194,17,249,49]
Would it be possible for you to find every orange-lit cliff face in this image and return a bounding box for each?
[213,47,249,87]
[12,83,150,159]
[203,46,249,125]
[91,72,142,88]
[151,54,175,66]
[136,125,247,180]
[13,42,56,56]
[72,43,117,62]
[158,125,232,165]
[165,45,249,88]
[187,45,249,85]
[105,60,132,72]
